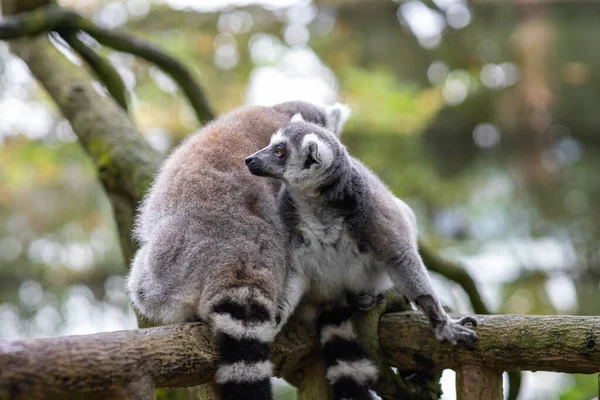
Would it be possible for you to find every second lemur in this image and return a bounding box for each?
[246,111,478,399]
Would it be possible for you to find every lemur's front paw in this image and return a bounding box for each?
[347,293,385,312]
[434,315,478,348]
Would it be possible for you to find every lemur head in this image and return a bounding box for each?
[245,103,351,193]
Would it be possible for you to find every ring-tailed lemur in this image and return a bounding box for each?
[126,101,349,400]
[245,110,479,399]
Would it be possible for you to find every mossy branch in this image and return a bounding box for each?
[5,31,159,262]
[57,31,129,111]
[0,4,214,125]
[2,313,599,399]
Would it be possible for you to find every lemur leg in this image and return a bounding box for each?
[346,292,385,312]
[389,247,478,348]
[317,306,379,400]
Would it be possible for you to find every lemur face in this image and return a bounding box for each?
[245,114,337,191]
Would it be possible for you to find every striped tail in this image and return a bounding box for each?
[211,288,276,400]
[318,307,379,400]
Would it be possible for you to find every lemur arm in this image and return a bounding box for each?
[388,245,478,347]
[274,266,307,332]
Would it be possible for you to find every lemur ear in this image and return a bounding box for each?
[302,134,334,168]
[306,142,321,167]
[324,103,351,137]
[291,113,305,123]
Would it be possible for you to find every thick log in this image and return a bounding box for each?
[1,313,599,399]
[0,321,316,399]
[380,313,600,373]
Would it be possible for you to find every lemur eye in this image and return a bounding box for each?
[276,148,285,158]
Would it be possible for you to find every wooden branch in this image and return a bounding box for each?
[73,18,215,125]
[0,4,73,38]
[57,31,129,111]
[0,4,214,125]
[379,313,600,373]
[5,33,159,262]
[419,240,490,315]
[0,320,315,399]
[1,313,599,399]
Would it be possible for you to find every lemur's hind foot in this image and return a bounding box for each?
[347,293,385,312]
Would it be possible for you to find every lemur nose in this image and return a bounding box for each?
[245,156,254,166]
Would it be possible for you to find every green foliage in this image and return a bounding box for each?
[559,374,598,400]
[342,67,442,135]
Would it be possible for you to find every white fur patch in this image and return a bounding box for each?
[326,359,378,384]
[290,209,392,303]
[324,103,351,136]
[212,313,276,343]
[270,129,288,146]
[368,390,383,400]
[320,319,356,346]
[216,360,273,383]
[291,113,305,123]
[302,133,333,167]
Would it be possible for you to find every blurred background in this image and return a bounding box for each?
[0,0,598,398]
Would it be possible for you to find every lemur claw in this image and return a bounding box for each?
[457,315,478,327]
[435,315,479,349]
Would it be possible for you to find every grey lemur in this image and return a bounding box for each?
[245,110,478,399]
[126,101,349,400]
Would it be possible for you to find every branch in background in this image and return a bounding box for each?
[7,33,160,263]
[0,4,215,125]
[0,4,73,38]
[57,31,129,111]
[76,20,214,125]
[419,239,490,314]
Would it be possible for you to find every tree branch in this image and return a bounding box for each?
[57,31,129,111]
[6,33,159,262]
[72,18,214,125]
[0,4,215,125]
[380,313,600,373]
[419,240,491,315]
[1,313,599,399]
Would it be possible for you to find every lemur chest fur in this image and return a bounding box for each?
[290,203,393,302]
